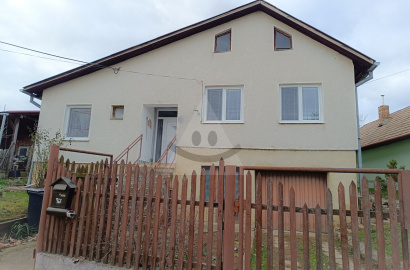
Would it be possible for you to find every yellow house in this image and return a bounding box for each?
[22,1,376,208]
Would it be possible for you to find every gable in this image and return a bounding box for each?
[23,1,375,98]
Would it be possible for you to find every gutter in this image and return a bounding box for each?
[20,89,41,108]
[355,61,379,195]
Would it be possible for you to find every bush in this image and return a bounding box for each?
[7,222,37,240]
[30,125,66,187]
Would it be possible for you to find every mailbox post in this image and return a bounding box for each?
[46,177,77,218]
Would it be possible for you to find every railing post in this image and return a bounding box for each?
[35,144,60,255]
[223,165,236,270]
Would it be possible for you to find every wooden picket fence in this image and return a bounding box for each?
[35,145,410,269]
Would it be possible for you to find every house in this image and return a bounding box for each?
[21,1,376,210]
[361,104,410,185]
[0,110,40,178]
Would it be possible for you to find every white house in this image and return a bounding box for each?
[22,1,376,209]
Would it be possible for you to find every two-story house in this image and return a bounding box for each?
[22,1,376,211]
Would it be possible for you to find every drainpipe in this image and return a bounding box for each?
[355,62,379,195]
[0,112,9,147]
[19,89,41,108]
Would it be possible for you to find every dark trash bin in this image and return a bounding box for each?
[27,188,44,228]
[9,170,20,178]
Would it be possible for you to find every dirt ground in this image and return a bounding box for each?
[0,240,36,270]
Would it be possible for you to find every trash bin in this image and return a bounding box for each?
[9,170,20,178]
[27,188,44,228]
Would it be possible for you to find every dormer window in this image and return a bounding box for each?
[274,28,292,50]
[215,30,231,52]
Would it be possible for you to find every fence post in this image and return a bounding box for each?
[223,165,236,270]
[35,144,60,255]
[398,171,410,268]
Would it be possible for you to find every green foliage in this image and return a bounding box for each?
[381,159,405,188]
[7,222,37,240]
[30,124,66,187]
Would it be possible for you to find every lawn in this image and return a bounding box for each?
[0,179,29,223]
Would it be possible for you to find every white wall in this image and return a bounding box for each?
[38,11,358,163]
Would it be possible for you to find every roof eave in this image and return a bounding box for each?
[362,134,410,150]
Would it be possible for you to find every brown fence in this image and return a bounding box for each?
[36,145,410,269]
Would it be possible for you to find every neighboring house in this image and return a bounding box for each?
[361,105,410,185]
[0,110,40,178]
[21,1,376,210]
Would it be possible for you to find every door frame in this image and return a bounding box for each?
[153,107,178,162]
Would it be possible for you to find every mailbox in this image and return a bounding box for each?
[46,177,77,218]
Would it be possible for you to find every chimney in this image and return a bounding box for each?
[378,95,389,123]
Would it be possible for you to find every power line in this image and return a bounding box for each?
[365,68,410,84]
[0,48,84,65]
[0,40,202,83]
[0,40,88,64]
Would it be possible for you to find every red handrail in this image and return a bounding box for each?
[114,134,143,164]
[153,135,176,169]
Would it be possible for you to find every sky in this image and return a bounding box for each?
[1,0,410,125]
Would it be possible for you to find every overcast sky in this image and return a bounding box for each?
[1,0,409,125]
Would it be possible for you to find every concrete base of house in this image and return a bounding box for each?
[35,252,125,270]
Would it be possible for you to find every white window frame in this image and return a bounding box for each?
[64,105,92,141]
[203,86,244,123]
[279,85,323,123]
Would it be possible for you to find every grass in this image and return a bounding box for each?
[250,233,333,269]
[0,178,29,223]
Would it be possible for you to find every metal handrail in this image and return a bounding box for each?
[161,152,176,178]
[114,134,143,164]
[153,135,176,169]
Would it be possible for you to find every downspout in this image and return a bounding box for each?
[0,112,9,147]
[355,62,379,195]
[19,89,41,108]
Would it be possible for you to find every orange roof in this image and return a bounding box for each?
[360,106,410,149]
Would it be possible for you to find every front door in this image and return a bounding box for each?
[154,110,177,163]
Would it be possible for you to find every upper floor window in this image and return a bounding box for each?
[280,85,322,123]
[65,105,91,140]
[204,87,243,123]
[275,28,292,50]
[215,30,231,52]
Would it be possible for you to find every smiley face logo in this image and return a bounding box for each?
[178,129,241,162]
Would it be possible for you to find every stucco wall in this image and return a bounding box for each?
[174,147,357,206]
[37,11,358,164]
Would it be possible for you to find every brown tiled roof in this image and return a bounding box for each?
[360,106,410,149]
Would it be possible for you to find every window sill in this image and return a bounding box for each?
[64,138,89,142]
[279,121,324,124]
[203,121,244,124]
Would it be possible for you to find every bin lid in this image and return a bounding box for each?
[27,188,45,195]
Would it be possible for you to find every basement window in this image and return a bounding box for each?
[215,30,231,52]
[111,105,124,120]
[275,28,292,50]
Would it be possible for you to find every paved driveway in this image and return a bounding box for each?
[0,240,36,270]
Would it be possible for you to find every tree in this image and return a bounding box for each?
[30,125,66,187]
[382,159,405,189]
